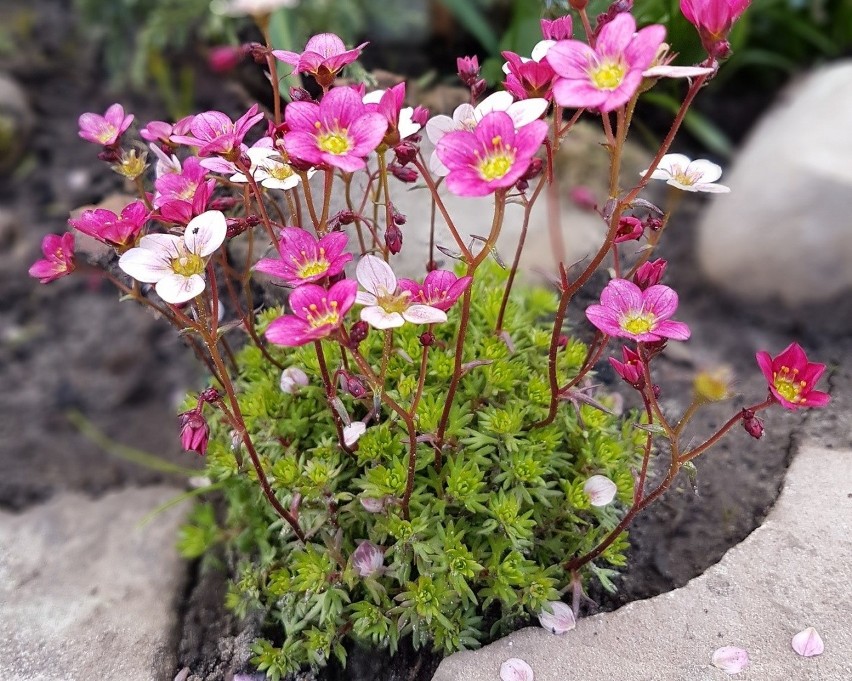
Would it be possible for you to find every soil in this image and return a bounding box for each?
[1,3,850,681]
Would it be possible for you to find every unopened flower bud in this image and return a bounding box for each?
[389,162,418,183]
[288,155,315,172]
[394,141,418,166]
[420,331,435,347]
[537,601,576,634]
[569,0,588,9]
[392,207,407,226]
[411,105,430,127]
[541,16,574,41]
[569,185,597,211]
[645,216,664,231]
[225,218,250,239]
[349,320,369,347]
[289,86,314,102]
[557,335,569,350]
[632,258,667,290]
[521,157,544,181]
[347,375,368,399]
[280,367,309,394]
[352,540,384,578]
[246,42,269,63]
[426,259,438,272]
[178,409,210,456]
[336,210,356,226]
[471,79,487,101]
[712,40,732,60]
[385,223,403,255]
[210,197,239,211]
[651,384,661,399]
[741,409,764,439]
[609,346,644,389]
[199,387,221,404]
[456,55,481,86]
[584,474,618,506]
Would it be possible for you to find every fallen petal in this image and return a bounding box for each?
[583,474,618,507]
[500,657,534,681]
[792,627,824,657]
[711,646,750,674]
[537,600,575,634]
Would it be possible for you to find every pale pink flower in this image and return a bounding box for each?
[171,105,264,158]
[791,627,824,657]
[284,87,388,173]
[228,145,310,190]
[585,279,691,342]
[280,367,309,394]
[500,658,534,681]
[681,0,750,53]
[69,200,150,251]
[355,255,446,330]
[397,270,472,312]
[756,344,830,411]
[118,211,227,304]
[435,111,548,197]
[584,475,618,506]
[29,233,76,284]
[642,154,730,193]
[537,601,575,634]
[255,227,352,286]
[426,92,548,176]
[265,280,357,347]
[352,540,384,577]
[711,646,750,674]
[546,13,665,112]
[78,104,133,147]
[273,33,368,88]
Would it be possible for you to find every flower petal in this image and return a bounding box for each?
[156,272,206,304]
[711,646,750,674]
[402,304,448,325]
[537,601,575,635]
[356,254,397,295]
[584,474,617,506]
[792,627,824,657]
[500,658,534,681]
[600,279,643,314]
[184,210,227,257]
[360,306,404,330]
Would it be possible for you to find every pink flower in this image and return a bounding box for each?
[171,105,264,158]
[397,270,472,312]
[352,540,384,578]
[503,51,557,101]
[265,279,357,347]
[609,345,645,388]
[435,111,548,197]
[273,33,367,88]
[154,157,211,207]
[69,200,150,251]
[284,87,388,173]
[681,0,750,53]
[78,103,134,147]
[178,409,210,456]
[585,279,691,342]
[140,120,175,145]
[255,227,352,286]
[355,255,447,330]
[29,233,76,284]
[614,215,644,243]
[756,343,830,410]
[363,83,420,147]
[541,16,574,41]
[547,13,665,112]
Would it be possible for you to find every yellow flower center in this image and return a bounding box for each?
[306,299,340,328]
[317,128,351,155]
[171,253,205,277]
[268,164,295,181]
[773,366,806,403]
[621,312,656,335]
[376,289,411,314]
[671,167,700,186]
[477,136,515,181]
[96,125,117,144]
[589,61,627,90]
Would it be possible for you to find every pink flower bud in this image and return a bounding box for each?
[537,601,575,634]
[457,56,480,86]
[208,45,245,73]
[420,331,435,347]
[741,409,764,439]
[411,105,430,127]
[541,16,573,40]
[584,474,618,506]
[609,346,645,389]
[632,258,667,290]
[280,367,309,394]
[352,540,384,577]
[199,387,221,404]
[346,375,368,398]
[389,162,418,183]
[614,215,644,243]
[394,141,418,165]
[711,646,750,674]
[178,409,210,456]
[791,627,824,657]
[289,86,313,102]
[385,224,403,255]
[349,320,369,347]
[471,79,487,101]
[645,216,663,231]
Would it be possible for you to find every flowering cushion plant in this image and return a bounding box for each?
[35,7,828,678]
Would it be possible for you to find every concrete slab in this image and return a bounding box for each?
[434,444,852,680]
[0,486,189,681]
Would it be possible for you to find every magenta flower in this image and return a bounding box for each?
[756,343,830,410]
[265,279,357,347]
[541,16,573,41]
[69,199,150,251]
[255,227,352,286]
[614,215,644,243]
[29,233,76,284]
[546,13,665,112]
[585,279,690,342]
[178,409,210,456]
[503,51,557,101]
[609,345,645,389]
[284,87,388,172]
[632,258,667,290]
[140,120,175,145]
[435,111,548,197]
[154,157,210,207]
[171,105,264,158]
[363,83,421,147]
[78,104,134,147]
[397,270,472,312]
[273,33,368,88]
[681,0,750,53]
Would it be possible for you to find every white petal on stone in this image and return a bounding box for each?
[531,39,556,62]
[403,304,447,325]
[537,601,575,635]
[343,421,366,447]
[584,474,618,507]
[792,627,824,657]
[356,254,397,296]
[507,98,550,129]
[184,210,227,257]
[360,306,405,330]
[711,646,750,674]
[155,272,206,304]
[500,657,534,681]
[280,367,309,394]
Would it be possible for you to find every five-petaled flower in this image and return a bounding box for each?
[273,33,368,89]
[585,279,691,342]
[284,86,388,173]
[255,227,352,286]
[29,233,76,284]
[69,199,150,251]
[118,210,227,304]
[356,255,447,329]
[397,270,472,312]
[265,279,357,347]
[363,83,421,148]
[642,153,730,193]
[756,343,830,410]
[681,0,751,54]
[546,13,665,112]
[78,103,134,147]
[171,105,264,159]
[435,111,548,197]
[229,145,310,191]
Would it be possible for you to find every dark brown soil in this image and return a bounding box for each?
[2,3,849,681]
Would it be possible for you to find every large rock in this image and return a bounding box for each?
[0,487,190,681]
[696,62,852,306]
[433,444,852,680]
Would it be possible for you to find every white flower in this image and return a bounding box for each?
[280,367,309,394]
[584,474,618,507]
[363,90,421,141]
[537,601,575,634]
[791,627,824,657]
[500,658,534,681]
[343,421,366,447]
[118,210,227,304]
[642,153,730,193]
[229,146,311,191]
[425,92,548,176]
[355,255,446,330]
[148,143,182,177]
[212,0,299,17]
[352,540,384,577]
[711,646,750,674]
[643,65,715,79]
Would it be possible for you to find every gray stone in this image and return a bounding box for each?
[434,444,852,680]
[0,486,190,681]
[696,62,852,306]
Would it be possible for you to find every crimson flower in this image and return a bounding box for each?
[756,343,830,410]
[29,233,76,284]
[69,200,150,251]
